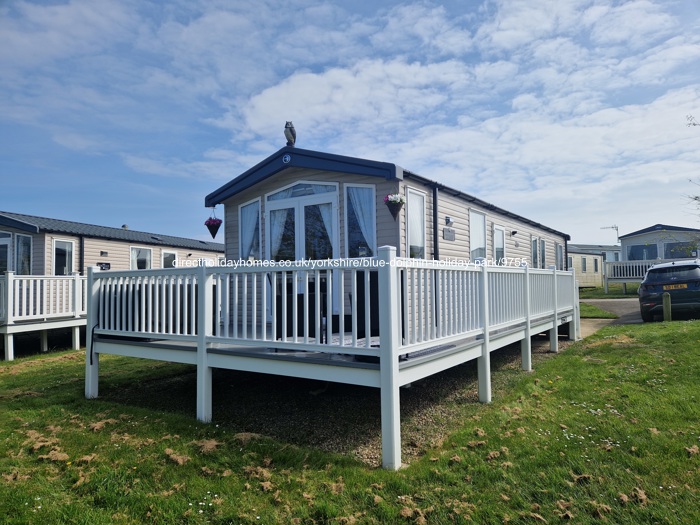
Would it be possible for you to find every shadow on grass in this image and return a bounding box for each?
[98,334,563,466]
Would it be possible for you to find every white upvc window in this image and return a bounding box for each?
[407,189,426,259]
[540,239,546,269]
[582,257,587,273]
[0,231,11,274]
[345,184,376,258]
[469,210,486,261]
[531,237,539,268]
[130,247,152,270]
[239,198,261,261]
[162,250,177,269]
[53,239,74,275]
[15,234,32,275]
[556,243,565,270]
[493,225,505,264]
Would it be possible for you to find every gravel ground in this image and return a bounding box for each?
[108,335,570,468]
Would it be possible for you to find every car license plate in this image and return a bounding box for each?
[663,284,688,290]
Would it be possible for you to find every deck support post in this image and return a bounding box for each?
[571,273,581,340]
[3,333,13,361]
[40,330,48,353]
[549,267,559,353]
[85,267,100,399]
[378,246,401,470]
[521,265,532,371]
[72,326,81,350]
[478,264,492,403]
[196,265,213,423]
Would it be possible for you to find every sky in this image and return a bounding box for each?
[2,0,700,246]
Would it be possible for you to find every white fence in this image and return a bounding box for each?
[86,247,578,469]
[604,258,696,292]
[89,258,577,357]
[1,272,87,325]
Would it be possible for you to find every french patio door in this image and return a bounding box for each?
[266,192,339,319]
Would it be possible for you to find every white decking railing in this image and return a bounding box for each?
[1,272,88,361]
[1,272,87,325]
[86,247,579,469]
[89,259,577,356]
[603,258,696,292]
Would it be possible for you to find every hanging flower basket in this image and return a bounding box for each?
[205,217,222,239]
[384,193,405,220]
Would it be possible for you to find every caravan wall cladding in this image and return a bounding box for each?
[220,168,568,270]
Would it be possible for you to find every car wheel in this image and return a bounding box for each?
[641,311,653,323]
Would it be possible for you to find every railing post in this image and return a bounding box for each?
[85,266,101,399]
[73,272,81,318]
[478,263,492,403]
[196,264,213,423]
[550,267,558,353]
[5,271,14,326]
[378,246,401,470]
[3,271,15,361]
[573,272,581,340]
[521,264,531,371]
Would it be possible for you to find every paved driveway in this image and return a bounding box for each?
[579,298,641,338]
[582,298,642,325]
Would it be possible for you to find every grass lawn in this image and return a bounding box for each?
[579,302,618,319]
[2,322,700,524]
[579,283,640,299]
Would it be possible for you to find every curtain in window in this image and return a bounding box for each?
[16,236,31,275]
[269,189,294,259]
[347,187,374,256]
[240,201,260,260]
[317,202,333,247]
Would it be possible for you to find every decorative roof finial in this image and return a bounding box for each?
[284,121,296,147]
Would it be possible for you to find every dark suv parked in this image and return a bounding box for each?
[638,260,700,322]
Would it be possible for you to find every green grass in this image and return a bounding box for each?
[2,323,700,524]
[579,283,640,299]
[579,302,618,319]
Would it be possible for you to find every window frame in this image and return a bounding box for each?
[531,237,539,268]
[582,257,587,273]
[493,224,505,264]
[130,246,152,270]
[239,197,262,261]
[469,210,487,261]
[344,183,376,258]
[15,234,32,275]
[52,238,75,276]
[162,250,178,269]
[407,188,427,259]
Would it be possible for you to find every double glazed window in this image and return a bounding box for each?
[469,211,486,260]
[130,247,152,270]
[54,240,74,275]
[16,235,32,275]
[345,185,375,258]
[407,190,425,258]
[239,199,261,260]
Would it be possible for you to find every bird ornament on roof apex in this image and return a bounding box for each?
[284,121,296,147]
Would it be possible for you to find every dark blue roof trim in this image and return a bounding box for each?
[205,146,401,207]
[619,223,700,239]
[0,211,224,252]
[0,215,39,234]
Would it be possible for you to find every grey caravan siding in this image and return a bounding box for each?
[400,178,568,267]
[221,168,400,262]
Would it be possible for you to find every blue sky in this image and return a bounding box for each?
[2,0,699,245]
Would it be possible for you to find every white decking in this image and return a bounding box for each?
[1,272,87,360]
[85,247,580,469]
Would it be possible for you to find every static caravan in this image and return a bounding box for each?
[84,146,578,470]
[0,211,224,276]
[205,146,570,270]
